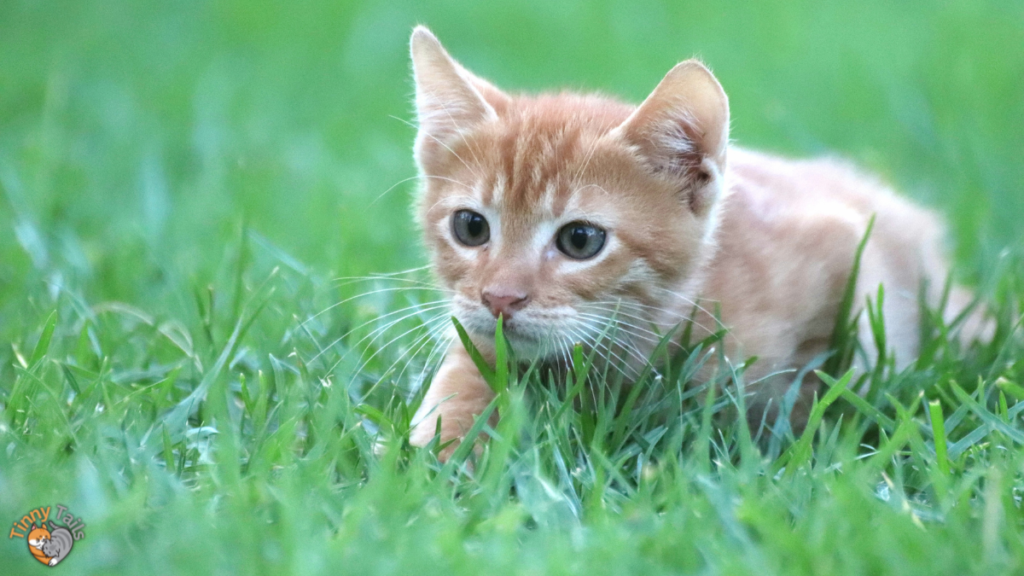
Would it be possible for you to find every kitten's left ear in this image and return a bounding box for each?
[410,27,509,169]
[613,60,729,215]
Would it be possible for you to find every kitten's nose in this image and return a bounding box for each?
[481,289,530,320]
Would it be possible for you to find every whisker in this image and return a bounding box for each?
[415,326,456,388]
[424,90,490,172]
[585,300,719,337]
[575,312,664,346]
[336,311,450,380]
[583,318,653,366]
[308,299,450,362]
[383,318,454,390]
[390,113,481,180]
[381,322,442,379]
[303,285,447,326]
[550,332,571,377]
[314,301,451,364]
[559,333,573,372]
[369,175,422,206]
[332,276,450,294]
[370,174,476,205]
[566,324,640,380]
[331,264,434,282]
[641,287,726,329]
[568,182,615,199]
[581,306,674,338]
[574,311,689,369]
[581,317,652,371]
[582,330,642,381]
[570,136,602,192]
[561,327,591,375]
[355,315,450,403]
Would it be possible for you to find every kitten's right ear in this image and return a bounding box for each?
[410,27,506,167]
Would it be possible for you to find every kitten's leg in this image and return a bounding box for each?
[946,285,994,343]
[854,246,921,373]
[853,239,991,374]
[409,341,495,460]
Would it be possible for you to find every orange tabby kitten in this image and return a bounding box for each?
[405,26,979,457]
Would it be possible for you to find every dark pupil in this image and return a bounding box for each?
[570,227,589,249]
[467,214,484,237]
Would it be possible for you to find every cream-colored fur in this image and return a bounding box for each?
[404,26,979,458]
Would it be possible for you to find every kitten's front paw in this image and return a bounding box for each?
[410,421,475,464]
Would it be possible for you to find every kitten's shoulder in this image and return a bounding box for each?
[722,146,944,242]
[706,145,948,314]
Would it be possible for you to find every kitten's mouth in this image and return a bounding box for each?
[477,320,536,341]
[457,305,564,359]
[466,317,546,351]
[462,316,568,362]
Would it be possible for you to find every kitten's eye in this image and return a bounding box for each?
[556,222,606,260]
[451,210,490,247]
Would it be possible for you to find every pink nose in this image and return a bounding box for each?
[481,289,530,320]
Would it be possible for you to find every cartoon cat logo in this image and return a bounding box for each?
[9,504,85,568]
[26,521,74,567]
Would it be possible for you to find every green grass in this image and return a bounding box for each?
[2,0,1024,574]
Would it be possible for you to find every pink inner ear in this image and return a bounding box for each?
[654,114,706,175]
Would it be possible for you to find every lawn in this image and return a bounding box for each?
[1,0,1023,574]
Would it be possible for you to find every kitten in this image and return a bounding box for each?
[405,26,981,458]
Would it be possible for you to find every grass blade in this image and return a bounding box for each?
[451,316,497,387]
[29,310,58,368]
[929,399,950,476]
[776,368,854,476]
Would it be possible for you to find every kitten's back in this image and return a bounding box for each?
[695,147,972,418]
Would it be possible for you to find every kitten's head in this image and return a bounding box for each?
[27,524,50,550]
[410,27,729,360]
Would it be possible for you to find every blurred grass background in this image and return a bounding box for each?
[1,0,1023,574]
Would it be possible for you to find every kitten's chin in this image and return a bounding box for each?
[500,333,558,362]
[462,317,562,362]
